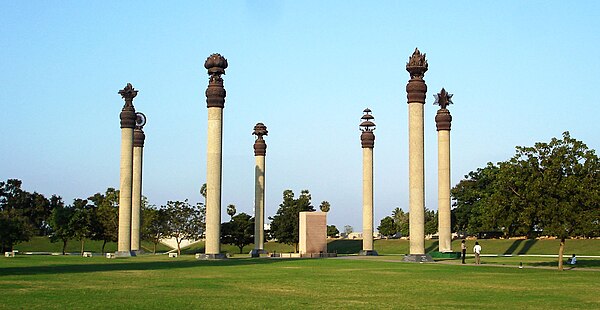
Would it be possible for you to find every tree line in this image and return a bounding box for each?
[0,179,335,255]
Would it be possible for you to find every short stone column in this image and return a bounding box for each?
[406,48,428,256]
[131,112,146,253]
[435,89,453,253]
[359,109,377,256]
[251,123,268,257]
[117,83,137,256]
[204,54,228,258]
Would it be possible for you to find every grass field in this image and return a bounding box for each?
[1,254,599,309]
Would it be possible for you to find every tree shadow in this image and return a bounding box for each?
[0,256,288,277]
[517,239,537,255]
[530,259,600,269]
[425,241,439,253]
[503,239,524,255]
[328,239,361,254]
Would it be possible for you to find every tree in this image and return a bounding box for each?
[424,208,438,236]
[88,188,119,253]
[269,189,316,252]
[392,207,409,237]
[0,179,35,251]
[142,206,169,254]
[327,225,339,238]
[319,201,331,212]
[377,216,397,238]
[452,132,600,270]
[70,199,93,255]
[164,200,204,255]
[49,198,74,254]
[226,204,237,218]
[221,212,254,253]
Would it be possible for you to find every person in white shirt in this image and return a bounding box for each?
[569,254,577,265]
[473,242,482,264]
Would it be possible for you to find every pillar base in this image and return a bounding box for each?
[115,251,137,258]
[195,253,228,260]
[402,254,434,263]
[359,250,379,256]
[250,249,268,258]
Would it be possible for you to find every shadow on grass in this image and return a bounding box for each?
[328,239,361,254]
[529,259,600,269]
[0,257,289,277]
[517,239,537,255]
[425,241,439,253]
[503,239,523,255]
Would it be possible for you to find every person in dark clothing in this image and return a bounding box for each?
[461,239,467,264]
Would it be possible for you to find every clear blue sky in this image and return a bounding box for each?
[1,1,599,231]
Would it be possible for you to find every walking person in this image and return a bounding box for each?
[473,241,482,264]
[461,240,467,264]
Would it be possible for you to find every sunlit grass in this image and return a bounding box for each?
[1,255,599,309]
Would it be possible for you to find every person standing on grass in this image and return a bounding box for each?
[473,241,482,264]
[461,240,467,264]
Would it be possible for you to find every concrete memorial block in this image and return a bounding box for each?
[299,212,327,255]
[106,253,116,259]
[83,252,92,257]
[5,251,15,257]
[168,252,178,258]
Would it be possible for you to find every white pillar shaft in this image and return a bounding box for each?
[131,146,143,251]
[438,130,451,252]
[254,155,265,250]
[205,107,223,255]
[362,147,374,251]
[408,102,425,255]
[118,128,134,253]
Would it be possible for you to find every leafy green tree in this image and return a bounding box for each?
[164,200,204,255]
[452,132,600,270]
[70,199,93,255]
[424,208,438,236]
[377,216,397,238]
[319,201,331,212]
[0,209,33,252]
[88,188,119,253]
[142,206,169,254]
[221,212,254,253]
[392,207,409,237]
[0,179,37,249]
[269,189,316,252]
[327,225,339,238]
[49,198,74,254]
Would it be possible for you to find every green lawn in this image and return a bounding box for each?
[1,255,599,309]
[14,236,172,254]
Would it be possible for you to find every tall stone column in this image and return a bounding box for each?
[203,54,228,258]
[131,112,146,253]
[406,48,428,256]
[117,83,137,256]
[435,89,453,253]
[359,109,377,256]
[251,123,268,257]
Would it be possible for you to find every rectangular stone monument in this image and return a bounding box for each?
[299,212,327,255]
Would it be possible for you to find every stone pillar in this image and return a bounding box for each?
[359,109,377,256]
[203,54,228,258]
[251,123,268,257]
[435,89,453,253]
[131,112,146,253]
[406,48,428,256]
[117,83,137,256]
